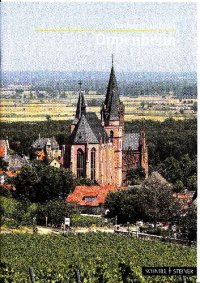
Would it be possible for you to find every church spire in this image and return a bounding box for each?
[101,55,124,124]
[75,80,86,120]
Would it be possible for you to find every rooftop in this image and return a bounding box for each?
[66,185,118,206]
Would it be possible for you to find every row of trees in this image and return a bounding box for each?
[0,118,197,193]
[1,118,197,161]
[105,173,197,241]
[126,118,197,192]
[10,162,76,203]
[1,197,75,228]
[105,173,179,225]
[159,154,197,192]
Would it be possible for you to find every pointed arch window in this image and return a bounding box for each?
[77,149,85,179]
[91,148,96,181]
[110,131,114,143]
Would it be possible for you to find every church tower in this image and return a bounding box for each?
[101,56,125,187]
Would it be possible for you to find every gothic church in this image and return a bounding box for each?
[64,61,148,187]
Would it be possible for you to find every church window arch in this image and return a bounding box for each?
[91,148,96,181]
[77,149,85,179]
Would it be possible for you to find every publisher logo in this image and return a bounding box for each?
[142,267,197,276]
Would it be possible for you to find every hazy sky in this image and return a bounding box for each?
[2,2,197,72]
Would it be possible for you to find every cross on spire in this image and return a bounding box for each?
[112,54,114,67]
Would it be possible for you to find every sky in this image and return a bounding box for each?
[1,2,197,73]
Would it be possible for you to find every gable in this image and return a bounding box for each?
[69,115,99,144]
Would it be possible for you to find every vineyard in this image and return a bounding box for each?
[1,232,196,283]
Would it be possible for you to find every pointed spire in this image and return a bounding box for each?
[104,58,118,108]
[102,56,123,122]
[74,81,86,121]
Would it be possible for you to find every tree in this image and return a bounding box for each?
[0,196,18,226]
[137,172,181,227]
[46,115,51,122]
[105,189,142,224]
[191,102,197,112]
[179,204,197,241]
[0,158,9,170]
[36,200,75,226]
[140,101,145,109]
[187,174,197,192]
[159,157,183,184]
[179,154,196,190]
[159,155,197,191]
[127,167,145,185]
[13,162,76,203]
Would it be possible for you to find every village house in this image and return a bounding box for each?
[66,184,118,214]
[31,136,62,162]
[0,169,16,191]
[0,139,29,173]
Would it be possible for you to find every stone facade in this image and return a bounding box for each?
[64,62,148,187]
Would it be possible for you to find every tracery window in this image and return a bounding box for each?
[91,148,96,180]
[77,149,85,179]
[110,130,114,143]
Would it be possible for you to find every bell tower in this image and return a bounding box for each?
[101,56,125,187]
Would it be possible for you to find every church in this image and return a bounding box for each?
[63,60,148,187]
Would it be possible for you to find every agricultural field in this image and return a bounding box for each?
[0,95,197,122]
[1,233,196,282]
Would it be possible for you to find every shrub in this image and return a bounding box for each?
[71,214,105,227]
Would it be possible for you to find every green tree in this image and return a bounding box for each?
[140,101,145,109]
[127,167,145,185]
[159,157,183,184]
[36,200,75,226]
[0,196,18,225]
[187,174,197,191]
[46,115,51,122]
[13,162,76,203]
[105,189,142,224]
[159,154,197,191]
[138,172,181,227]
[191,102,197,111]
[174,180,185,193]
[179,154,195,190]
[0,157,9,170]
[179,204,197,241]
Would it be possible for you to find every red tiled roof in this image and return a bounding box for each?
[175,193,193,200]
[0,140,8,158]
[66,185,118,206]
[6,171,17,177]
[0,170,17,178]
[0,184,16,190]
[0,147,6,158]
